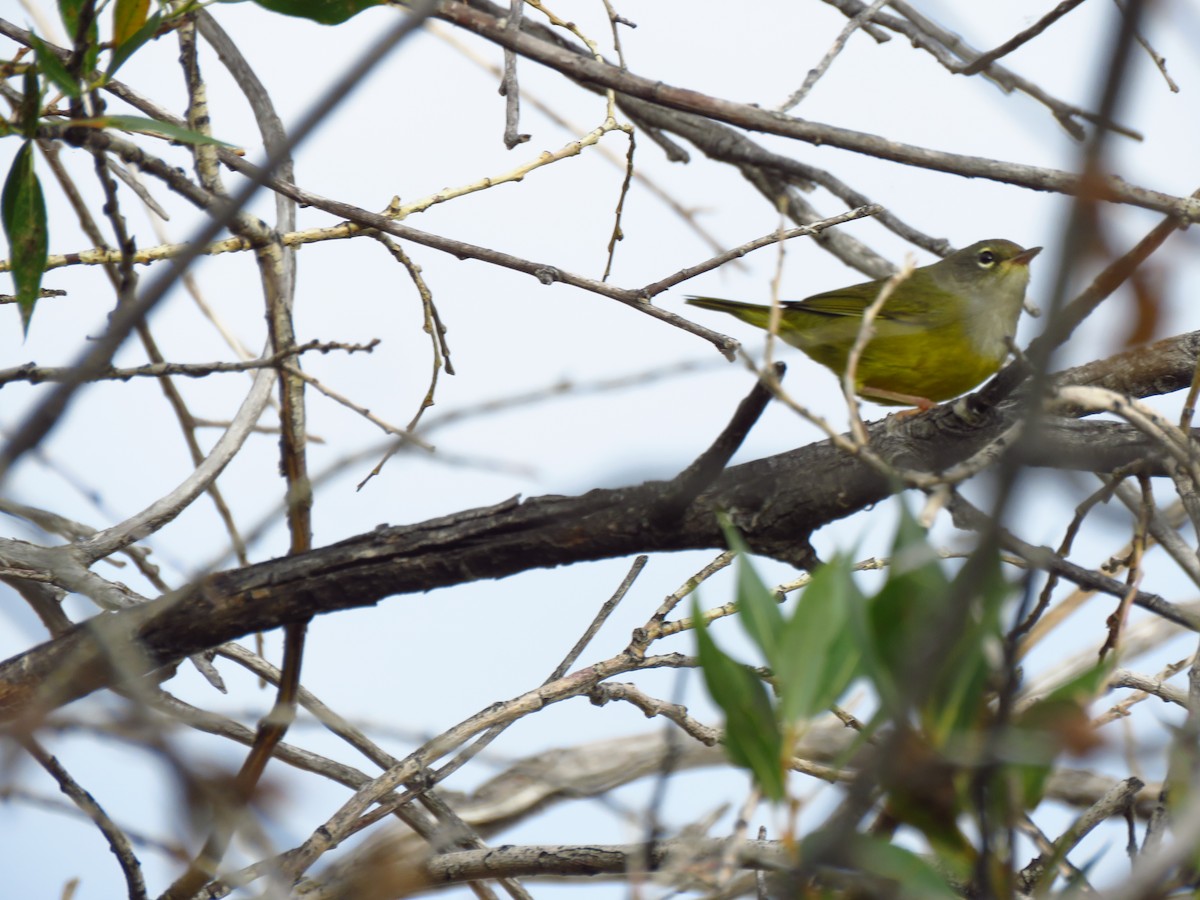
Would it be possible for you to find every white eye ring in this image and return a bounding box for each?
[977,250,997,267]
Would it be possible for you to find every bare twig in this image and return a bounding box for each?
[549,556,647,681]
[0,340,378,386]
[643,204,882,297]
[958,0,1091,75]
[777,0,889,110]
[20,736,148,900]
[499,0,530,149]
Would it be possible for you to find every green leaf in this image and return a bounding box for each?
[71,115,234,147]
[856,503,950,715]
[843,833,962,899]
[920,549,1008,748]
[1037,655,1114,706]
[693,597,786,801]
[775,554,863,725]
[112,0,150,46]
[31,33,81,98]
[58,0,100,74]
[58,0,87,40]
[18,67,41,138]
[251,0,387,25]
[107,9,164,77]
[2,142,49,333]
[719,520,785,667]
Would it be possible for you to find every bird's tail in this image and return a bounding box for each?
[685,296,772,330]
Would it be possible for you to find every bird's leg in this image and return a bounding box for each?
[859,386,936,411]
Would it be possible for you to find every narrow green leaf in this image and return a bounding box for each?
[82,33,100,76]
[737,554,785,659]
[1037,655,1114,706]
[31,33,81,98]
[844,834,962,899]
[857,505,949,715]
[58,0,100,74]
[71,115,234,147]
[775,554,863,724]
[718,518,784,667]
[19,67,41,138]
[2,142,50,333]
[58,0,86,40]
[693,597,786,801]
[112,0,149,46]
[939,602,998,746]
[107,9,164,77]
[920,547,1013,749]
[1012,758,1055,814]
[251,0,387,25]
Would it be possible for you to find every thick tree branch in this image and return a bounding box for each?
[3,330,1200,720]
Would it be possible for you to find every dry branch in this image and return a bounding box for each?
[4,332,1200,721]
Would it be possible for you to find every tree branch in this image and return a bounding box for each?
[438,1,1196,218]
[5,329,1200,720]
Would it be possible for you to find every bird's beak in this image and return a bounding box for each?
[1011,246,1043,267]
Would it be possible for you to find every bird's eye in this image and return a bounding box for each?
[977,250,997,267]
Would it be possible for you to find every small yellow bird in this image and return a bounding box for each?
[687,239,1041,408]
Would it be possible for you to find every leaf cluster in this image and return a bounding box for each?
[694,505,1113,894]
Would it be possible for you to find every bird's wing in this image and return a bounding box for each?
[790,282,952,327]
[786,289,874,318]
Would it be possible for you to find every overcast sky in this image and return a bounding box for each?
[3,1,1200,896]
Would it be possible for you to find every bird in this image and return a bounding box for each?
[687,239,1041,409]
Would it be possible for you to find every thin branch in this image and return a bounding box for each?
[590,681,720,746]
[437,3,1186,209]
[418,838,783,888]
[20,735,148,900]
[1019,776,1143,893]
[548,556,647,681]
[210,170,744,355]
[641,204,882,296]
[958,0,1091,75]
[832,0,1140,139]
[499,0,530,148]
[947,492,1199,630]
[1107,669,1189,709]
[0,340,378,386]
[601,127,636,281]
[431,21,741,263]
[777,0,888,110]
[355,235,449,489]
[164,22,314,897]
[283,361,434,451]
[1114,0,1179,92]
[72,365,277,564]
